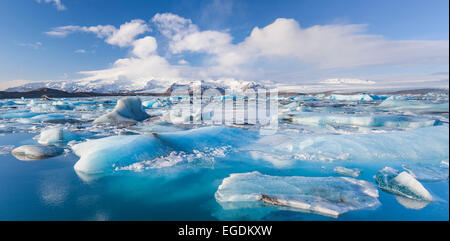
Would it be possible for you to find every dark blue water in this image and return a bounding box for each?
[0,133,447,221]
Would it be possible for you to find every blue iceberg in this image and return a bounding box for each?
[215,171,380,217]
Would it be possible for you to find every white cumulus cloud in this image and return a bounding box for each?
[46,20,150,47]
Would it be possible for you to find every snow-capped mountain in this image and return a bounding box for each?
[5,78,267,94]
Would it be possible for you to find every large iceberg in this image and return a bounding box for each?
[72,126,257,174]
[215,171,380,217]
[93,97,150,125]
[374,167,433,201]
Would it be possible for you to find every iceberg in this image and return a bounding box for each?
[11,145,64,161]
[333,166,362,178]
[142,99,164,108]
[215,171,380,217]
[379,96,449,113]
[35,127,85,146]
[286,112,437,128]
[374,167,433,201]
[394,195,430,210]
[94,97,150,125]
[246,125,448,164]
[402,162,449,182]
[73,126,256,174]
[325,93,375,101]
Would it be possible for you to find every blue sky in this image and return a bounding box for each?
[0,0,448,90]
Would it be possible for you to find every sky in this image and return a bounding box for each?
[0,0,448,91]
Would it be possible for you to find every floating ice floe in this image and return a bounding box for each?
[215,171,380,218]
[286,112,437,129]
[94,97,150,125]
[245,125,448,164]
[402,162,449,182]
[72,126,256,174]
[11,145,64,161]
[374,167,433,201]
[325,93,376,101]
[333,166,362,178]
[379,96,449,113]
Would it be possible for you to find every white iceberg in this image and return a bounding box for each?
[94,97,150,125]
[375,167,433,201]
[11,145,64,161]
[35,127,85,146]
[215,171,380,218]
[394,195,430,210]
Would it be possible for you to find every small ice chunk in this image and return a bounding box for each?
[375,167,433,201]
[37,127,64,145]
[35,127,86,146]
[215,171,380,218]
[334,166,362,177]
[402,163,449,182]
[142,99,163,108]
[94,97,150,125]
[11,145,64,161]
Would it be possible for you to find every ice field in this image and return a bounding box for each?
[0,90,448,220]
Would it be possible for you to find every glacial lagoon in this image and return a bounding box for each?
[0,91,448,220]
